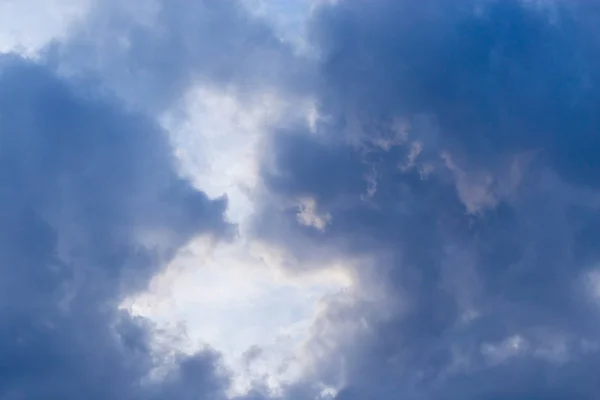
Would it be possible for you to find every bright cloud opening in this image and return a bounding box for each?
[124,239,352,396]
[123,82,345,396]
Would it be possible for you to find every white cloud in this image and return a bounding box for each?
[242,0,313,52]
[0,0,89,54]
[128,83,348,396]
[297,197,332,231]
[163,84,302,224]
[125,237,353,396]
[481,335,528,365]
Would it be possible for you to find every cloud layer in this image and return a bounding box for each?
[2,0,600,399]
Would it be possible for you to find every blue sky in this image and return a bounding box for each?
[1,0,600,399]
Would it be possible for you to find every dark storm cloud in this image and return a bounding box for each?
[0,54,232,399]
[255,1,600,399]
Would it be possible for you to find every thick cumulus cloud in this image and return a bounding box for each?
[255,0,600,399]
[0,54,233,399]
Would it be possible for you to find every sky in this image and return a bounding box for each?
[1,0,600,399]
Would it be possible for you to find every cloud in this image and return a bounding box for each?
[48,0,311,113]
[126,237,353,398]
[252,0,600,398]
[0,53,231,399]
[5,0,600,399]
[0,1,333,398]
[0,0,88,53]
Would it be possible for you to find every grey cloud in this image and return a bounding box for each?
[0,1,323,398]
[46,0,311,113]
[0,0,319,398]
[253,0,600,399]
[5,0,600,398]
[0,54,232,399]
